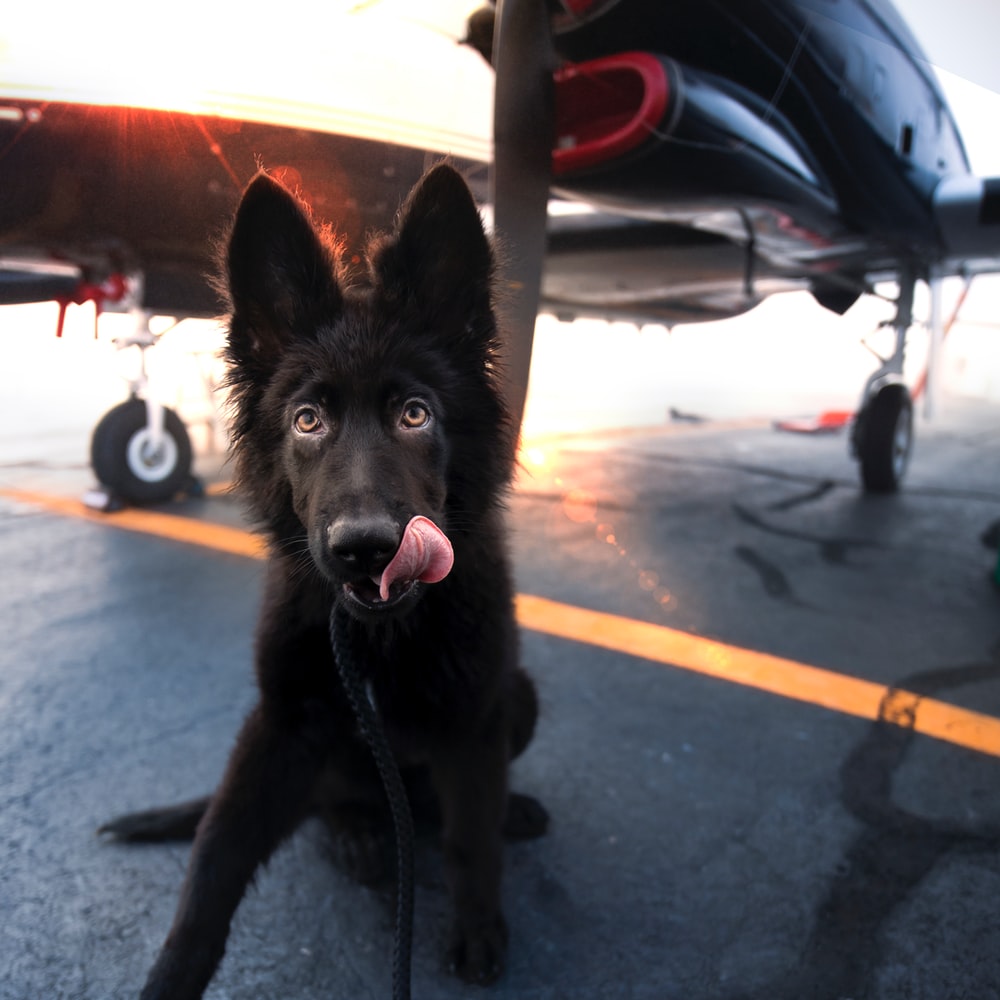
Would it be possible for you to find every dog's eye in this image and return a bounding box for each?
[400,400,431,429]
[293,408,323,434]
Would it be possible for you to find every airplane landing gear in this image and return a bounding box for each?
[87,311,196,508]
[851,272,917,494]
[90,397,193,506]
[852,381,913,492]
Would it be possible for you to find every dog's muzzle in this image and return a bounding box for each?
[329,515,454,615]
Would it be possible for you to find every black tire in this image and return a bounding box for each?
[856,383,913,493]
[90,399,193,504]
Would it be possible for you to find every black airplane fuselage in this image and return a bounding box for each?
[553,0,969,233]
[540,0,981,321]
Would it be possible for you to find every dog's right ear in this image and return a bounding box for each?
[225,172,342,368]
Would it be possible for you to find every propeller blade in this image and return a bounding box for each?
[491,0,556,431]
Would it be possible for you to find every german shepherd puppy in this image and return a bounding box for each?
[101,164,547,998]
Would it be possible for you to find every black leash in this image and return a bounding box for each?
[329,605,415,1000]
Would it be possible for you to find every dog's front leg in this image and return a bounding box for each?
[430,737,509,985]
[140,704,321,1000]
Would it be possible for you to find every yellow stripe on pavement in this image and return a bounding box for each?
[514,593,1000,759]
[2,488,265,559]
[5,486,999,759]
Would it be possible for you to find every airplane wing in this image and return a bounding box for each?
[0,2,494,316]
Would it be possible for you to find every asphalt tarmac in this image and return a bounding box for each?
[2,395,999,1000]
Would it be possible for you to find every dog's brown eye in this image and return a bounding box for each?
[294,408,322,434]
[400,401,431,429]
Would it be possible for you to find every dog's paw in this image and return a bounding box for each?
[328,828,392,886]
[96,797,209,843]
[447,913,508,985]
[321,805,393,886]
[502,791,549,840]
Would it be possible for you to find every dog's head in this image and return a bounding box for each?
[221,164,511,619]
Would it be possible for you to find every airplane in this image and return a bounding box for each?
[0,0,997,503]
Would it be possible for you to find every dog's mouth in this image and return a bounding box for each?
[340,515,454,616]
[342,577,420,612]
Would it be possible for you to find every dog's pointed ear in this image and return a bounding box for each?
[371,164,494,328]
[225,172,341,366]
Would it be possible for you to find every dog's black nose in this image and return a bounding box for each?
[326,516,401,576]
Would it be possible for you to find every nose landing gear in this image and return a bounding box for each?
[90,396,193,506]
[87,312,195,508]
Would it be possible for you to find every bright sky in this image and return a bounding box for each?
[899,0,1000,174]
[902,0,1000,92]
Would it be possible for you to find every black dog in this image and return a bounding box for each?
[101,164,547,999]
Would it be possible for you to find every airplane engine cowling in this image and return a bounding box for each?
[932,174,1000,264]
[550,52,837,232]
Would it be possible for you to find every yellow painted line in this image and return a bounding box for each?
[5,486,1000,759]
[515,594,1000,759]
[1,488,265,559]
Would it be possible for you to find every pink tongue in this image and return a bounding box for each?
[375,516,454,601]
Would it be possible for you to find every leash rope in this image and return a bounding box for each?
[329,605,415,1000]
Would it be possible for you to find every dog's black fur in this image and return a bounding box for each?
[101,164,547,999]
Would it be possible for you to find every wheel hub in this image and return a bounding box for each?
[126,428,179,483]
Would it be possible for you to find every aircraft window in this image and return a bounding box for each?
[900,123,914,157]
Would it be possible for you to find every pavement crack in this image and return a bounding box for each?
[732,502,877,565]
[981,518,1000,550]
[733,545,809,608]
[749,655,1000,1000]
[766,480,837,512]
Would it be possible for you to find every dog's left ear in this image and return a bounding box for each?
[372,164,493,329]
[225,172,342,369]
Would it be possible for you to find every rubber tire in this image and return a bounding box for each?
[90,399,193,504]
[857,383,913,493]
